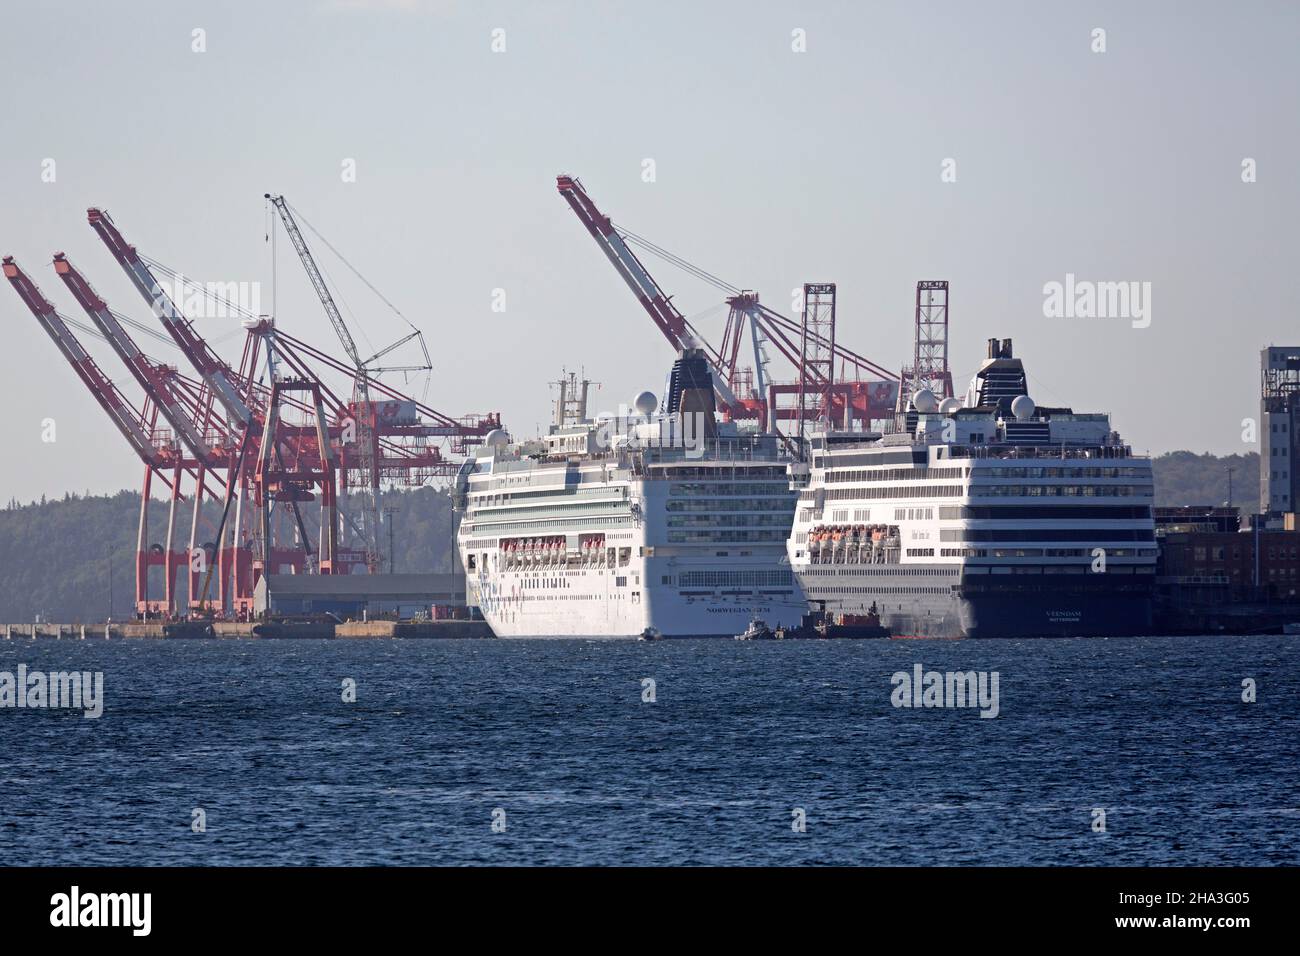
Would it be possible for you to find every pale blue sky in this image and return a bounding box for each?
[1,0,1296,502]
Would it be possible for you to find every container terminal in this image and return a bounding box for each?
[4,179,1299,638]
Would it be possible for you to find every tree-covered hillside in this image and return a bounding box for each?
[1151,451,1259,509]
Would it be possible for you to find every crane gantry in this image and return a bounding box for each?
[265,193,434,575]
[3,198,499,620]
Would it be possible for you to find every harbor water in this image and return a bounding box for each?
[1,636,1296,865]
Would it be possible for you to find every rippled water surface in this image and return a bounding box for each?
[1,636,1297,865]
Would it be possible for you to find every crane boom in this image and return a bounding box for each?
[265,193,381,573]
[557,175,690,351]
[3,255,164,467]
[53,253,219,467]
[556,175,739,409]
[553,174,899,390]
[87,208,254,425]
[264,195,363,370]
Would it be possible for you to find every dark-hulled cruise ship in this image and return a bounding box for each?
[786,338,1156,637]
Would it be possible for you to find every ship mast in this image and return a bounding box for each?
[551,369,599,428]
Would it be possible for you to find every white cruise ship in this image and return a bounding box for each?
[788,338,1157,638]
[455,350,805,638]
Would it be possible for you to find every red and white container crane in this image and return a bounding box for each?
[88,207,256,427]
[3,255,214,616]
[53,252,225,469]
[556,174,899,448]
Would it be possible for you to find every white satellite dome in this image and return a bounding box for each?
[484,428,511,447]
[939,397,962,415]
[633,390,658,416]
[1011,395,1036,421]
[912,388,939,414]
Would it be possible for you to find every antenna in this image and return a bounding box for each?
[550,368,600,427]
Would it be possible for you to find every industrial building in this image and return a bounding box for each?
[253,573,466,620]
[1260,346,1300,514]
[1154,504,1300,634]
[1154,506,1243,535]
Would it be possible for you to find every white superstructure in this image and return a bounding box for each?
[787,338,1157,638]
[455,352,804,638]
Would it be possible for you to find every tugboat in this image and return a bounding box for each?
[637,626,663,642]
[781,602,890,639]
[735,617,779,641]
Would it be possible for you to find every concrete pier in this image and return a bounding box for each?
[211,622,258,639]
[251,621,336,640]
[334,620,494,639]
[2,620,496,640]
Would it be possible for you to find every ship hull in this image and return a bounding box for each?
[795,565,1154,639]
[958,574,1153,638]
[469,567,804,639]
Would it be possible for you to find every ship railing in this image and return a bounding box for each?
[947,443,1132,461]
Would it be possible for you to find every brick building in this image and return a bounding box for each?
[1158,526,1300,602]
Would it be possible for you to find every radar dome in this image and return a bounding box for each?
[912,388,939,414]
[939,397,962,415]
[1011,395,1036,421]
[633,390,658,416]
[484,428,511,448]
